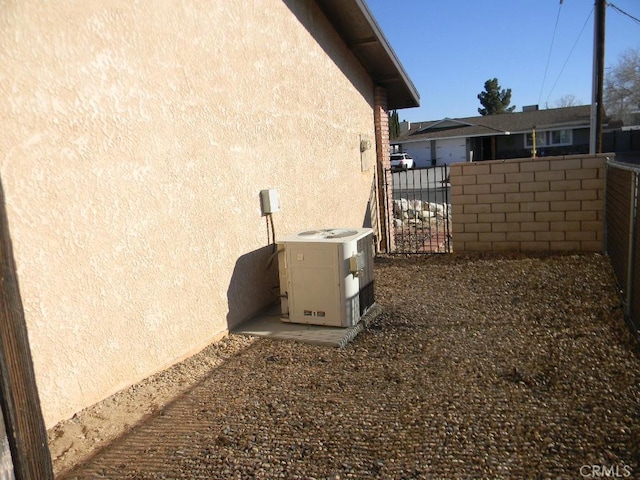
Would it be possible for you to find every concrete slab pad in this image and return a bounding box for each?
[232,303,383,348]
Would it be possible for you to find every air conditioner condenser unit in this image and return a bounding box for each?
[277,228,375,327]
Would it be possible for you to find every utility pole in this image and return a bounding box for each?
[589,0,606,153]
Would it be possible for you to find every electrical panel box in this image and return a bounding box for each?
[260,189,280,214]
[277,228,374,327]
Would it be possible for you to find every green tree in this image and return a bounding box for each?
[389,110,400,139]
[477,78,516,115]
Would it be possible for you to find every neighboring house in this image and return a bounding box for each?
[603,125,640,163]
[393,105,593,167]
[0,0,418,429]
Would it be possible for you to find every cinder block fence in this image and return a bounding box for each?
[450,154,606,252]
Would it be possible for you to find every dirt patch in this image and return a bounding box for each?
[48,335,258,476]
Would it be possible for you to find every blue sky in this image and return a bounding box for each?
[365,0,640,122]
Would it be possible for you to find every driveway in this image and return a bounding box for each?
[391,166,450,205]
[58,253,640,479]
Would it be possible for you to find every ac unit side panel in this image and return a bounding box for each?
[277,247,289,320]
[283,244,342,326]
[338,239,361,327]
[287,265,342,326]
[357,234,375,315]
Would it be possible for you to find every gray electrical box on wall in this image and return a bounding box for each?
[260,189,280,214]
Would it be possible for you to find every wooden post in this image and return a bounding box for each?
[0,180,54,480]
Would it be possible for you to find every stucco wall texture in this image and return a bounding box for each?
[0,1,378,427]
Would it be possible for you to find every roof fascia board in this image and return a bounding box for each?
[314,0,420,109]
[353,0,419,102]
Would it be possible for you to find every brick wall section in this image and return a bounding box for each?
[374,86,394,252]
[450,154,606,252]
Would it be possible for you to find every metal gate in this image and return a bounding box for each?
[383,166,452,254]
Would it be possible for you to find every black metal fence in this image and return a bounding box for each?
[384,166,451,254]
[605,159,640,339]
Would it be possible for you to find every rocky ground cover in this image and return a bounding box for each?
[52,252,640,479]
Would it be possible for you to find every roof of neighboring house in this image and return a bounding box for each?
[315,0,420,110]
[394,105,592,143]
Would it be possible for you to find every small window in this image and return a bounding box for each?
[525,132,547,148]
[549,129,572,146]
[524,129,572,148]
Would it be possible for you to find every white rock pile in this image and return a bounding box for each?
[393,198,451,227]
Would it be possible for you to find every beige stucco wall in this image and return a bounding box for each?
[0,0,378,427]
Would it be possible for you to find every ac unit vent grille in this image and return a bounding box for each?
[357,235,375,315]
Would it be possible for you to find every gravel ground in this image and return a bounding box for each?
[56,252,640,479]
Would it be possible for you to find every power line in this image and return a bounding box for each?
[544,6,594,107]
[538,1,564,105]
[608,2,640,26]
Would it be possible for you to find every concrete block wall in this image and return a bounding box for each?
[450,154,606,252]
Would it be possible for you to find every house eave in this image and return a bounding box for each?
[314,0,420,110]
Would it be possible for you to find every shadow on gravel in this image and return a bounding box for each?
[60,253,640,480]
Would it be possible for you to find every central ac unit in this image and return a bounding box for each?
[277,228,375,327]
